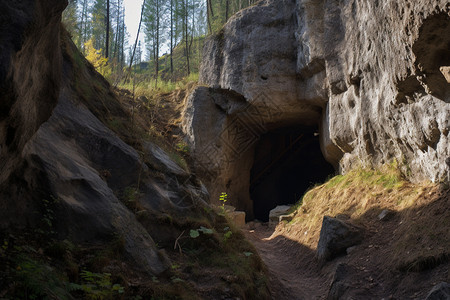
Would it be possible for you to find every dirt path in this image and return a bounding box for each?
[244,225,328,300]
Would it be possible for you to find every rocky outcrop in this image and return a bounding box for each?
[183,0,450,216]
[0,0,208,275]
[1,0,67,230]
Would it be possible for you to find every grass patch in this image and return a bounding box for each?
[279,163,448,272]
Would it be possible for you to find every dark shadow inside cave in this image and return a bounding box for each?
[411,12,450,102]
[250,126,335,222]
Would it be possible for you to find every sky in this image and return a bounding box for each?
[123,0,146,55]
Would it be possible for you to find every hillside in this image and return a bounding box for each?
[247,167,449,299]
[133,36,205,82]
[0,1,268,298]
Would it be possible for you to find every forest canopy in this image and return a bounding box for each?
[63,0,258,84]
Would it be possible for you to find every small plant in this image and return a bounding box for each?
[219,192,228,215]
[175,142,189,153]
[223,230,233,243]
[12,255,73,299]
[36,196,59,237]
[71,270,124,299]
[171,276,185,283]
[189,226,214,239]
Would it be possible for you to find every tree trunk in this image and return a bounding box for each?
[170,0,174,76]
[185,0,190,75]
[206,0,212,33]
[114,0,120,60]
[155,0,160,88]
[225,0,229,21]
[106,0,110,58]
[126,0,146,81]
[81,0,88,54]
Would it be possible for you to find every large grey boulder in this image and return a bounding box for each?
[317,216,363,263]
[269,205,293,225]
[23,90,170,275]
[425,282,450,300]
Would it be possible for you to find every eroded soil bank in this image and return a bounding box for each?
[245,169,449,299]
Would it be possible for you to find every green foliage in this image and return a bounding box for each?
[35,196,59,238]
[118,72,199,97]
[223,230,233,242]
[176,142,189,153]
[12,255,74,300]
[189,229,200,238]
[190,226,214,239]
[71,271,124,300]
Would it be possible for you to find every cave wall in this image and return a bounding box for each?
[183,0,449,216]
[303,0,450,182]
[196,0,449,180]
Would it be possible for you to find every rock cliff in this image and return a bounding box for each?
[0,0,208,275]
[183,0,450,217]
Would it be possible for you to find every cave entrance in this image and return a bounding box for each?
[250,126,335,221]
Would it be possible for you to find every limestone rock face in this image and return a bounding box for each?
[187,0,450,215]
[200,0,324,129]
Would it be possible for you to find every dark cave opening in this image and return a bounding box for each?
[250,127,335,222]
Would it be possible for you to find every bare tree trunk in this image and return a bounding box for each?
[185,0,190,75]
[155,0,160,88]
[208,0,214,17]
[106,0,110,58]
[126,0,146,82]
[206,0,212,33]
[225,0,229,21]
[114,0,120,60]
[170,0,174,76]
[81,0,88,53]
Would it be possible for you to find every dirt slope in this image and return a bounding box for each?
[246,168,450,299]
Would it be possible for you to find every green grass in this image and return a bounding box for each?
[118,72,199,98]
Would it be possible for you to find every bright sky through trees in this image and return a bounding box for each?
[123,0,145,48]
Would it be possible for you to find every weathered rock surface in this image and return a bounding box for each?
[182,86,256,215]
[229,211,246,227]
[317,216,362,263]
[23,91,171,274]
[269,205,293,225]
[425,282,450,300]
[184,0,450,216]
[0,0,208,276]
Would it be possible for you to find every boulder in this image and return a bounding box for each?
[143,141,189,177]
[23,91,170,275]
[425,282,450,300]
[269,205,292,224]
[229,211,246,228]
[317,216,363,263]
